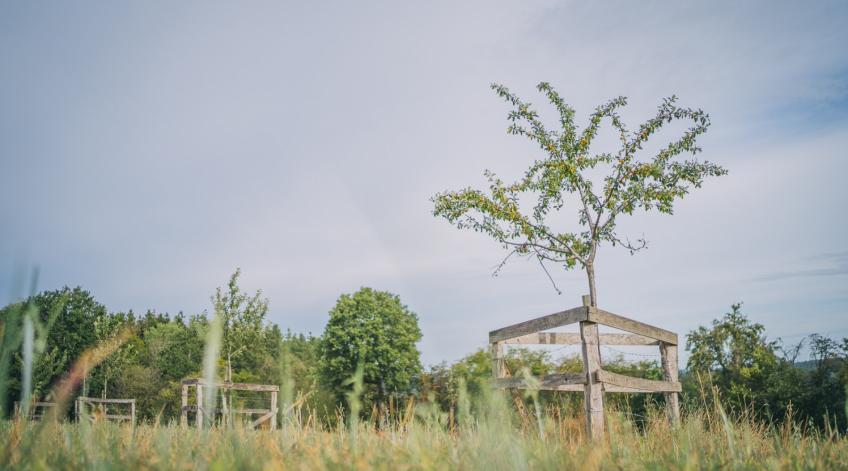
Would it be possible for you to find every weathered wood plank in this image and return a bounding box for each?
[587,308,678,345]
[491,378,671,393]
[595,369,682,392]
[182,406,272,414]
[491,342,506,378]
[251,410,275,428]
[492,373,586,390]
[77,397,136,404]
[96,414,133,420]
[489,306,588,343]
[181,384,188,428]
[581,319,605,441]
[501,332,576,345]
[602,385,660,393]
[182,379,280,392]
[660,342,681,424]
[502,332,659,346]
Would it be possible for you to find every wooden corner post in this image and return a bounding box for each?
[181,383,188,428]
[491,341,506,379]
[580,295,605,441]
[659,342,680,424]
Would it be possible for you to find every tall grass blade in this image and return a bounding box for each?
[19,309,34,418]
[344,361,365,450]
[201,310,223,429]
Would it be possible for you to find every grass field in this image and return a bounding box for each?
[2,395,846,470]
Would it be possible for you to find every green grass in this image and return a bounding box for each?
[1,398,846,470]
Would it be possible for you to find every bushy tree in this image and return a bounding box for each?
[684,303,848,429]
[799,333,848,429]
[2,288,110,405]
[686,304,780,412]
[319,288,422,414]
[432,83,726,305]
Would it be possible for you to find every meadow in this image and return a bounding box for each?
[2,281,847,470]
[1,392,847,471]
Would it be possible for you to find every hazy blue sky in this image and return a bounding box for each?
[2,1,847,365]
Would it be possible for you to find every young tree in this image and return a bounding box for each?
[212,269,270,381]
[432,83,727,306]
[318,288,422,416]
[87,312,136,398]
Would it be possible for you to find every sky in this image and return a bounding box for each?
[1,1,847,366]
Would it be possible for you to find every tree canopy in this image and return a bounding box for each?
[686,303,847,428]
[318,287,422,412]
[432,82,727,305]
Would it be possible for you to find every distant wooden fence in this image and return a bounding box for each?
[75,397,136,425]
[181,379,279,430]
[14,401,57,421]
[489,295,680,441]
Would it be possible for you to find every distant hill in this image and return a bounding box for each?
[793,360,818,371]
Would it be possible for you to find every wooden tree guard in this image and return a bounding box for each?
[180,379,279,431]
[489,296,680,441]
[75,397,136,425]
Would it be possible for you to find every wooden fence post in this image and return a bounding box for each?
[491,341,506,378]
[270,390,278,431]
[580,295,605,441]
[130,399,136,427]
[181,384,188,428]
[660,342,680,425]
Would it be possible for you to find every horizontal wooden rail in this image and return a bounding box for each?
[492,373,586,391]
[489,307,588,343]
[77,397,136,404]
[493,371,681,392]
[85,414,133,421]
[595,369,681,393]
[182,406,272,415]
[587,308,678,345]
[501,332,659,346]
[181,379,279,392]
[252,410,276,427]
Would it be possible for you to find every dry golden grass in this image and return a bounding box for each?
[1,394,846,470]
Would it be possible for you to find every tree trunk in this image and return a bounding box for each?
[586,263,597,307]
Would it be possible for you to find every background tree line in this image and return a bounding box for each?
[1,273,845,430]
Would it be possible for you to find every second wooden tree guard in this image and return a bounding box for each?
[180,379,279,430]
[489,296,680,440]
